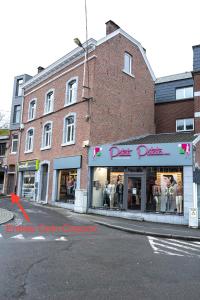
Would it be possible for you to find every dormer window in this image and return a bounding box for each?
[176,86,193,100]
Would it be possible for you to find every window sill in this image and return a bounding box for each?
[40,146,52,151]
[43,111,53,116]
[10,152,17,155]
[176,129,194,132]
[61,141,75,147]
[24,150,33,154]
[27,118,35,122]
[64,101,77,108]
[122,70,135,78]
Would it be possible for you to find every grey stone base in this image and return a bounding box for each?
[0,208,14,225]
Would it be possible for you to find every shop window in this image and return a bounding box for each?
[41,122,52,150]
[56,169,77,204]
[176,118,194,132]
[92,167,125,209]
[65,77,78,105]
[22,171,35,200]
[28,99,37,121]
[146,167,183,214]
[176,86,193,100]
[25,128,34,153]
[44,90,54,114]
[11,134,18,153]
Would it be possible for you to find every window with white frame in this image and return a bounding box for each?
[42,122,52,149]
[25,128,34,152]
[66,78,78,105]
[123,52,132,75]
[11,134,18,153]
[44,90,54,114]
[28,99,36,121]
[176,86,193,100]
[63,115,75,145]
[16,78,23,97]
[176,118,194,132]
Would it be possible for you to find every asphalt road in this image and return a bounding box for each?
[0,198,200,300]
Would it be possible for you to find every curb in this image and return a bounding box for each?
[94,221,200,242]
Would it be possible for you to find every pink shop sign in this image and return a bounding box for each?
[136,144,170,158]
[109,146,132,159]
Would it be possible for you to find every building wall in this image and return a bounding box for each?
[19,59,94,199]
[155,100,194,133]
[90,34,155,145]
[193,73,200,133]
[155,78,193,103]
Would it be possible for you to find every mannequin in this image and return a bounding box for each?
[103,181,110,208]
[107,181,116,208]
[176,182,183,214]
[152,180,161,212]
[116,180,124,209]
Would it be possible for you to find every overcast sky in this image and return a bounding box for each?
[1,0,200,119]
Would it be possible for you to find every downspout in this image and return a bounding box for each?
[15,86,25,195]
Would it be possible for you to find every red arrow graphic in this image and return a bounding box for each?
[10,193,30,222]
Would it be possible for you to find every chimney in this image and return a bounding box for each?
[193,45,200,72]
[105,20,120,35]
[37,66,45,73]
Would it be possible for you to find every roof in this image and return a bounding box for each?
[116,132,196,145]
[155,72,192,84]
[22,25,155,92]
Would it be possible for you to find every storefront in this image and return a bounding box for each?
[52,155,81,209]
[18,160,40,201]
[88,141,194,225]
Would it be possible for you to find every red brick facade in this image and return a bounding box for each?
[17,29,155,201]
[155,100,194,133]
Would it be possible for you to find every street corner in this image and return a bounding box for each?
[0,208,14,225]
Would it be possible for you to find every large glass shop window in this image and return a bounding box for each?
[146,167,183,214]
[92,167,125,209]
[57,169,77,204]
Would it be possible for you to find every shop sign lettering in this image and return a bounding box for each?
[136,144,170,158]
[109,146,132,159]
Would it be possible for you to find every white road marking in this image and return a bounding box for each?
[10,234,25,240]
[0,233,2,238]
[148,236,200,257]
[32,236,46,240]
[55,236,68,241]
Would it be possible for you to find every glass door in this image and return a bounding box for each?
[124,173,146,211]
[127,177,141,210]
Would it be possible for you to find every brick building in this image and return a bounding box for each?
[13,21,155,212]
[7,21,200,225]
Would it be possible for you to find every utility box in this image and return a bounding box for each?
[189,208,198,228]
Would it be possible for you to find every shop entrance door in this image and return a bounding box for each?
[41,164,48,203]
[124,173,146,211]
[7,174,15,194]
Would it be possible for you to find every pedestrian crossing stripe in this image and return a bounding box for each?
[148,236,200,258]
[0,233,69,242]
[32,236,46,240]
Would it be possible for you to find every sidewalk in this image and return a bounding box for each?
[0,208,14,225]
[83,213,200,241]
